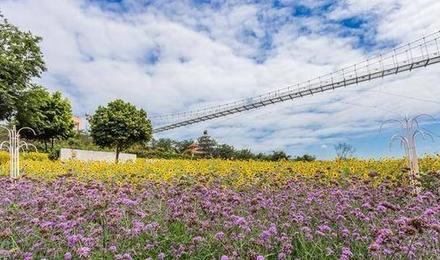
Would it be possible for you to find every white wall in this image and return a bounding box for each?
[60,148,136,162]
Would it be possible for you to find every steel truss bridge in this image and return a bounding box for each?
[153,31,440,133]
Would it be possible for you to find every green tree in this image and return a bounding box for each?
[293,154,316,162]
[234,148,254,160]
[0,14,46,120]
[269,150,290,161]
[155,138,177,153]
[255,152,270,161]
[214,144,235,159]
[197,130,217,158]
[15,87,75,151]
[176,139,194,154]
[89,99,152,163]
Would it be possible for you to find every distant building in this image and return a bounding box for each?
[72,116,84,131]
[185,142,203,158]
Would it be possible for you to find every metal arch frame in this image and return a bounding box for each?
[153,30,440,133]
[381,115,436,194]
[0,125,37,179]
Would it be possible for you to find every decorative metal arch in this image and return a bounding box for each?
[0,125,37,179]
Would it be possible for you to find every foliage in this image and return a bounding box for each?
[0,14,46,120]
[233,148,254,160]
[41,129,315,162]
[48,147,61,161]
[150,138,178,153]
[293,154,316,162]
[269,150,290,161]
[58,131,103,151]
[334,142,356,160]
[15,87,75,151]
[213,144,235,159]
[89,99,152,163]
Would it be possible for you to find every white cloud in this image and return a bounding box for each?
[1,0,440,157]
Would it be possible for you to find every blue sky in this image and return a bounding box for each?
[2,0,440,159]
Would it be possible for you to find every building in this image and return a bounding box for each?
[72,116,84,131]
[184,142,203,158]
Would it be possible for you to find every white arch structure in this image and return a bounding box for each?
[0,125,37,179]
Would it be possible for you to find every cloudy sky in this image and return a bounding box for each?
[2,0,440,158]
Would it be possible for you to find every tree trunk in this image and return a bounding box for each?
[44,140,48,152]
[115,146,120,164]
[51,138,54,150]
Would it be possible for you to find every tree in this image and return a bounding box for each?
[155,138,177,153]
[234,149,254,160]
[197,130,217,158]
[15,87,75,151]
[293,154,316,162]
[334,143,355,160]
[89,99,152,163]
[214,144,235,159]
[0,14,46,120]
[255,152,270,161]
[176,139,194,154]
[269,150,290,161]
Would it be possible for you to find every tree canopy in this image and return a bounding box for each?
[0,15,46,120]
[15,86,75,151]
[89,99,152,163]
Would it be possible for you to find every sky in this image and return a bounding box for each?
[1,0,440,159]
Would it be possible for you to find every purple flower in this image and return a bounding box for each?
[318,225,332,233]
[215,231,225,240]
[23,252,33,260]
[257,255,265,260]
[120,198,138,206]
[221,256,229,260]
[109,245,117,253]
[233,216,246,226]
[339,247,352,260]
[424,208,435,216]
[158,252,165,260]
[77,247,91,257]
[67,234,81,247]
[64,252,72,260]
[376,205,387,213]
[260,230,272,241]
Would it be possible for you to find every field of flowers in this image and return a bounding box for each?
[3,153,440,187]
[1,154,440,259]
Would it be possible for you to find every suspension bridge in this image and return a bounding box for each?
[152,31,440,133]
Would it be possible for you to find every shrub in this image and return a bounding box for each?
[48,148,60,161]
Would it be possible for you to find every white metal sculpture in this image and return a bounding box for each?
[381,115,436,193]
[0,125,37,179]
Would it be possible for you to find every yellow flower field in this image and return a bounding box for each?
[2,151,440,188]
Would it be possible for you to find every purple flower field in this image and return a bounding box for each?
[1,176,439,259]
